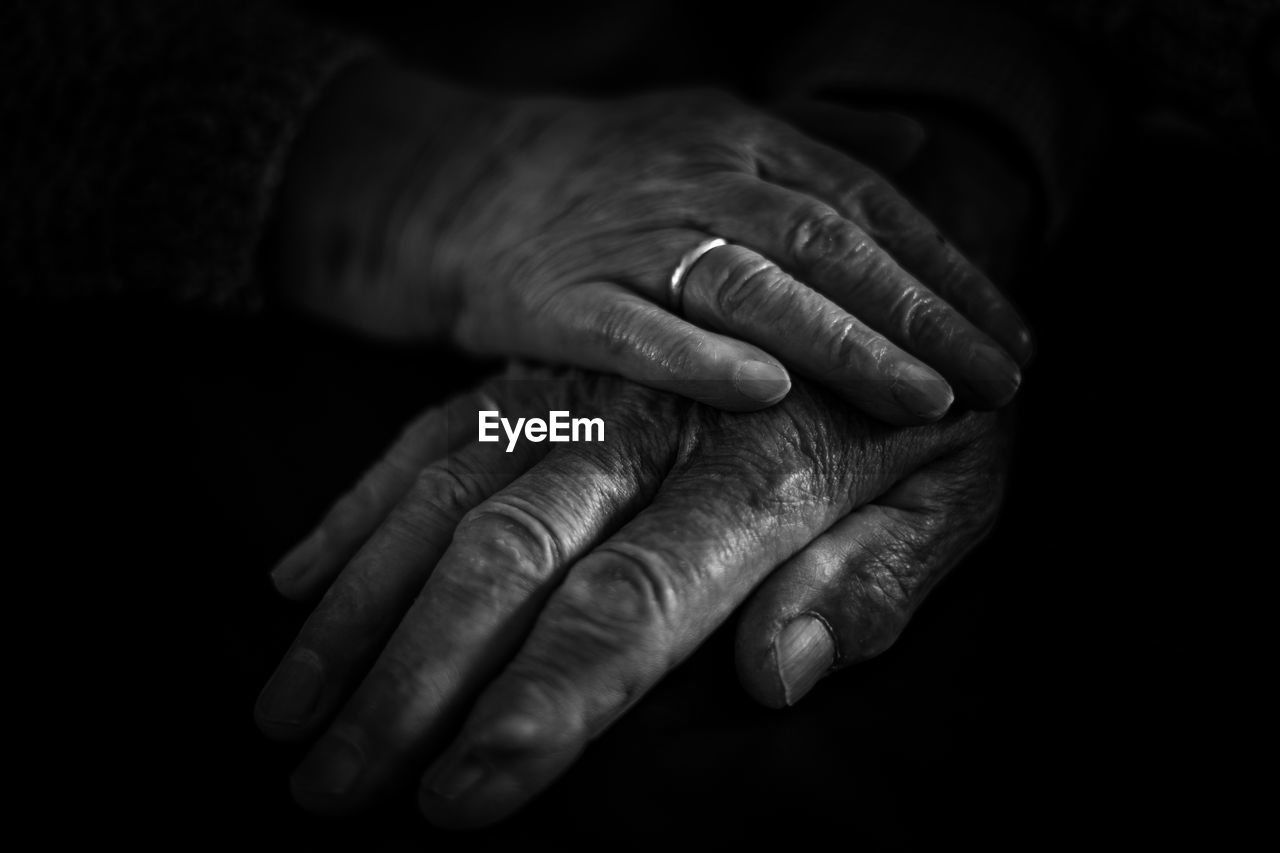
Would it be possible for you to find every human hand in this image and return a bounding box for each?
[257,365,1007,826]
[271,63,1030,423]
[778,99,1041,286]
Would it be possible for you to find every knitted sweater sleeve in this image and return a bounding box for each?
[1,0,372,309]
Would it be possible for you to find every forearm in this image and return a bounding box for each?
[1,0,369,308]
[265,60,506,340]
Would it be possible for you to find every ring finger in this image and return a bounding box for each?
[679,241,953,424]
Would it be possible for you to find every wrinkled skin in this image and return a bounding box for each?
[273,64,1029,420]
[258,367,1008,828]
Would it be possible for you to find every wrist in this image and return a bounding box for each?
[265,60,502,340]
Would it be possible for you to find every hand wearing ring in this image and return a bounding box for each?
[275,73,1031,422]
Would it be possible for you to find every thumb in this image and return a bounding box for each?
[734,429,1006,708]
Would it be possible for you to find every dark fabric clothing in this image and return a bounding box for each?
[1,0,366,309]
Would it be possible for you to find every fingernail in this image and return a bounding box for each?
[292,733,364,798]
[257,652,323,725]
[892,362,953,419]
[424,749,488,802]
[270,530,324,593]
[734,360,791,405]
[1007,323,1035,365]
[775,614,835,706]
[966,344,1022,407]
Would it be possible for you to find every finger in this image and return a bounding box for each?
[768,99,928,173]
[680,241,953,424]
[270,390,485,600]
[734,426,1007,708]
[287,397,678,814]
[532,283,792,411]
[255,397,552,742]
[415,409,983,828]
[758,127,1034,363]
[705,177,1023,408]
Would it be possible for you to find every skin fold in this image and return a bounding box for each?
[257,366,1008,828]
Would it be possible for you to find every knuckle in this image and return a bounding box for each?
[368,649,436,704]
[825,316,876,367]
[710,253,784,318]
[463,550,692,745]
[313,562,380,630]
[561,546,684,646]
[349,653,450,747]
[898,294,954,349]
[857,183,917,235]
[788,210,846,260]
[788,212,877,276]
[414,463,472,508]
[362,465,480,559]
[934,252,977,300]
[832,175,880,218]
[460,501,564,565]
[452,500,567,598]
[471,663,586,750]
